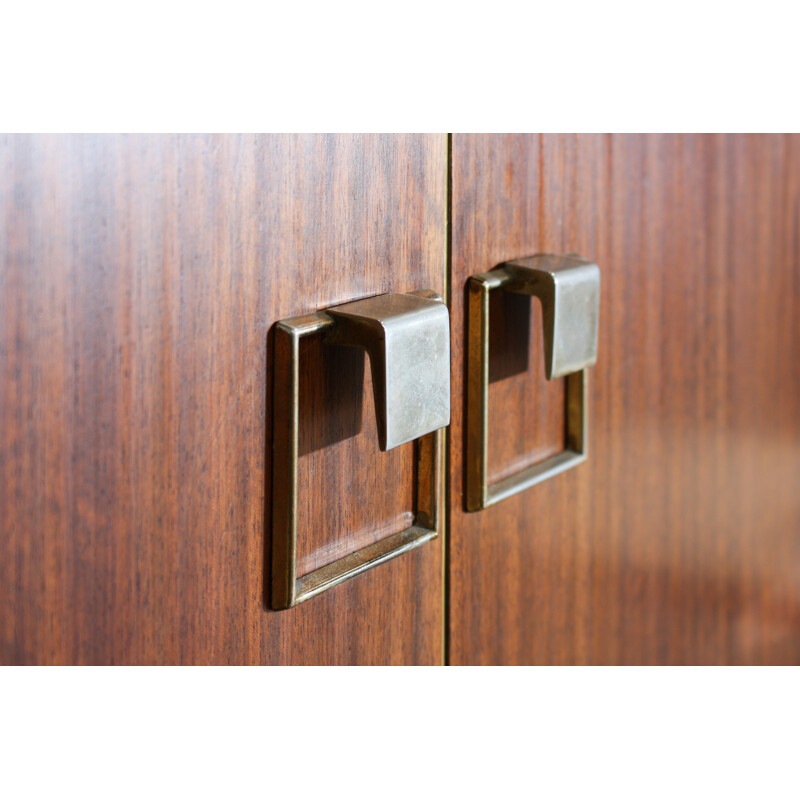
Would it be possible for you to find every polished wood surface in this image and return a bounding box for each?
[0,134,447,664]
[448,134,800,665]
[5,133,798,666]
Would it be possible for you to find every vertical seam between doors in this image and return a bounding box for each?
[443,132,453,666]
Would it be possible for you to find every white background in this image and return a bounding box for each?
[2,668,798,798]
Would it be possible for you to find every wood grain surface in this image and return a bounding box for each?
[0,133,447,665]
[447,134,800,665]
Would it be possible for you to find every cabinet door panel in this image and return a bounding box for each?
[448,133,800,665]
[0,134,447,665]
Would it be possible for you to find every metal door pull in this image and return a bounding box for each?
[271,291,449,609]
[465,254,600,511]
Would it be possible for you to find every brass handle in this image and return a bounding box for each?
[465,254,600,511]
[271,291,449,609]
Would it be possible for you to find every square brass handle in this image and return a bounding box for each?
[271,291,449,609]
[465,254,600,512]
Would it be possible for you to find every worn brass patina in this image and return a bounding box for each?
[271,292,449,609]
[465,254,600,512]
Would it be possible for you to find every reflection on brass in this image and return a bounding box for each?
[327,291,450,450]
[271,292,448,610]
[465,254,600,512]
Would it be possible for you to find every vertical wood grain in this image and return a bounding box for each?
[448,134,800,665]
[0,134,447,665]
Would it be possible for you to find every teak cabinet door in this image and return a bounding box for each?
[0,134,447,665]
[3,134,799,666]
[447,134,800,665]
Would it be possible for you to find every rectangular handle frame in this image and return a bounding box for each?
[465,269,588,512]
[271,311,443,609]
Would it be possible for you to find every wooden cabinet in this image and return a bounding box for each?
[448,134,800,665]
[2,134,798,665]
[0,134,446,665]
